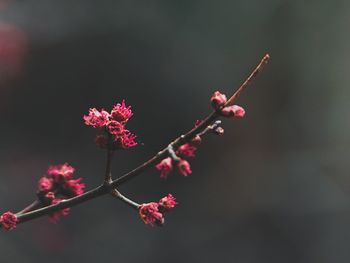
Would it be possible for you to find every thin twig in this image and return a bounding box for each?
[17,200,41,214]
[197,120,222,137]
[111,189,139,210]
[167,145,180,162]
[9,54,270,227]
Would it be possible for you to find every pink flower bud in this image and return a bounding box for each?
[83,108,110,128]
[158,194,178,212]
[210,91,227,109]
[45,192,55,201]
[139,202,164,226]
[221,105,245,118]
[37,177,53,192]
[111,100,133,123]
[47,163,75,183]
[64,178,85,197]
[177,159,192,177]
[214,127,224,136]
[190,135,202,146]
[0,211,17,231]
[107,120,125,136]
[155,157,173,179]
[177,144,197,158]
[117,130,137,149]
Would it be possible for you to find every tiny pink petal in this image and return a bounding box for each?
[155,157,173,179]
[177,159,192,177]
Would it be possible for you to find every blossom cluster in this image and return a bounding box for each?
[0,90,247,231]
[210,91,245,118]
[139,194,177,226]
[37,163,85,223]
[0,211,17,231]
[154,91,245,179]
[84,100,137,150]
[155,142,196,179]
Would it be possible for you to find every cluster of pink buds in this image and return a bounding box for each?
[139,194,177,226]
[211,91,245,118]
[84,100,137,149]
[155,143,195,179]
[155,90,245,179]
[37,163,85,223]
[0,211,17,230]
[155,122,202,179]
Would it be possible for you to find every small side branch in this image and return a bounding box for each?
[17,200,41,215]
[111,189,139,210]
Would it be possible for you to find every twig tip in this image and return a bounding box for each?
[263,53,270,63]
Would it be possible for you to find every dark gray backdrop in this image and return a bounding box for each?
[0,1,349,262]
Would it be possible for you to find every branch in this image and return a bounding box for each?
[11,54,270,227]
[104,148,114,183]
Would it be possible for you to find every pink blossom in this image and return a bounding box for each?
[37,177,53,192]
[83,108,110,128]
[177,159,192,176]
[45,192,55,201]
[64,178,85,196]
[155,157,173,179]
[49,199,70,223]
[139,202,164,226]
[159,194,178,212]
[214,127,225,136]
[190,135,202,146]
[118,130,137,149]
[111,100,133,122]
[0,211,17,231]
[210,91,227,109]
[47,163,75,183]
[221,105,245,118]
[107,120,125,136]
[177,144,196,158]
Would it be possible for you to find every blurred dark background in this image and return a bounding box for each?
[1,0,350,262]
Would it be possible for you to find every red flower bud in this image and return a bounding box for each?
[83,108,110,128]
[177,159,192,177]
[189,135,202,146]
[47,163,75,183]
[0,211,17,231]
[37,177,53,192]
[107,120,125,136]
[139,202,164,226]
[64,178,85,197]
[117,130,137,149]
[221,105,245,118]
[210,91,227,109]
[158,194,178,212]
[111,100,133,122]
[45,192,55,201]
[214,127,224,136]
[155,157,173,179]
[177,144,197,158]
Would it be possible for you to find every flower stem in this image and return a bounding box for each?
[111,189,139,210]
[104,148,114,183]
